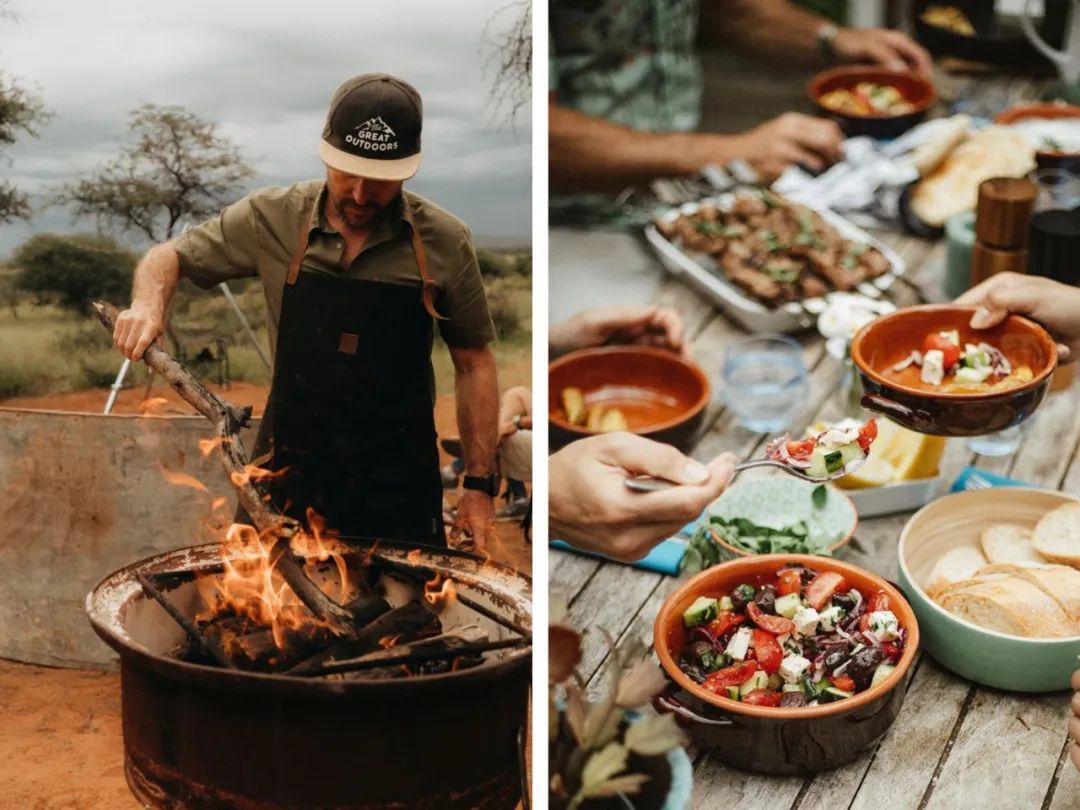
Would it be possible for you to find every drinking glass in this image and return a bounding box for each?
[722,335,809,433]
[1033,168,1080,212]
[965,413,1037,458]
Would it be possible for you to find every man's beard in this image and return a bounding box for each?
[332,196,385,230]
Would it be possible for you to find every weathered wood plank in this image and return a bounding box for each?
[564,563,662,682]
[691,757,805,808]
[549,552,602,606]
[1048,741,1080,810]
[925,689,1070,810]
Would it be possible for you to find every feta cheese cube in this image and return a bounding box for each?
[939,330,960,346]
[819,605,845,631]
[779,654,811,684]
[867,610,900,641]
[921,349,945,385]
[725,626,752,661]
[793,606,820,637]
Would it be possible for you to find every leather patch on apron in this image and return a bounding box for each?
[338,332,360,355]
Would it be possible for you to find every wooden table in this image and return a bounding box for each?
[550,75,1080,810]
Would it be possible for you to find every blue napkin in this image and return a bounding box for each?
[549,537,688,575]
[950,466,1029,493]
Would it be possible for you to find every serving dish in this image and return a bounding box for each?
[548,345,709,449]
[912,0,1064,69]
[842,475,943,518]
[808,66,935,139]
[851,304,1057,436]
[653,554,919,774]
[996,102,1080,172]
[898,487,1080,692]
[646,196,906,333]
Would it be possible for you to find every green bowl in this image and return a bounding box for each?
[897,488,1080,692]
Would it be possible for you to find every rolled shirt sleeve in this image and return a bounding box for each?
[436,227,496,349]
[173,194,261,289]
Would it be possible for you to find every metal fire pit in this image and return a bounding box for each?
[86,541,532,809]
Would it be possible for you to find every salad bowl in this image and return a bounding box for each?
[851,305,1057,436]
[653,554,919,774]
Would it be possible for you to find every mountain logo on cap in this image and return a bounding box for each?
[344,116,400,154]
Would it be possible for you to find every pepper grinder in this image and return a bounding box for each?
[969,177,1037,287]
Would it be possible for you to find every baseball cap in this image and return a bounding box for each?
[319,73,422,181]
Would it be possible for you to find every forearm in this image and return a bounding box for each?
[453,347,500,475]
[550,103,736,192]
[130,241,181,319]
[700,0,824,64]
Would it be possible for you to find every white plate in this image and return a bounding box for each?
[644,194,907,333]
[839,476,943,519]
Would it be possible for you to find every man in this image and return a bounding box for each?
[112,73,501,549]
[550,0,933,197]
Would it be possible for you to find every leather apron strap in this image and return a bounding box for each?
[286,195,448,322]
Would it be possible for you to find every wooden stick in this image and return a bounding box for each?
[311,635,527,678]
[135,570,237,670]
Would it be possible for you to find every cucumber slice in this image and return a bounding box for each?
[819,686,854,703]
[782,683,803,693]
[774,593,802,618]
[823,450,844,473]
[739,671,769,697]
[683,596,719,627]
[767,673,783,690]
[871,663,896,688]
[839,443,865,467]
[725,686,740,700]
[806,448,828,480]
[718,596,734,612]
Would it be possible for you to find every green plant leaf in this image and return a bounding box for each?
[624,712,689,756]
[812,484,827,509]
[580,742,629,791]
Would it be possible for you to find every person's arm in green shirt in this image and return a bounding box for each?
[549,94,842,191]
[698,0,932,75]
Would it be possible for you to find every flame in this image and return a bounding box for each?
[230,463,290,488]
[379,634,402,649]
[211,496,227,512]
[199,436,225,457]
[160,466,209,494]
[138,397,171,416]
[291,508,350,603]
[407,549,422,565]
[424,573,457,611]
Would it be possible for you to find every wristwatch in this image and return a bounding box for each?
[817,22,839,64]
[512,414,523,429]
[463,473,502,497]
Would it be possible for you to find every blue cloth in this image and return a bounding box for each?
[950,466,1028,493]
[549,538,687,575]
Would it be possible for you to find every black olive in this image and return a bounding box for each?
[780,691,807,707]
[845,646,885,690]
[832,592,858,612]
[824,650,847,672]
[685,640,713,662]
[731,583,756,610]
[753,585,778,614]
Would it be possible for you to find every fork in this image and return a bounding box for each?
[623,457,864,493]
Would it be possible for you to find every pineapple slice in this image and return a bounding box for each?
[833,454,897,489]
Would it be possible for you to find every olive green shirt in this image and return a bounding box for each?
[174,180,496,356]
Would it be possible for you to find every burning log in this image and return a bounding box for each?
[309,629,528,679]
[287,601,440,676]
[92,301,361,635]
[135,571,237,670]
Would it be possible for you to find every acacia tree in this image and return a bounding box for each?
[484,0,531,126]
[57,104,254,242]
[0,2,50,223]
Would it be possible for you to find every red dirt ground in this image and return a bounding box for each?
[0,384,532,808]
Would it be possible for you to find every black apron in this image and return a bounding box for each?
[241,202,447,547]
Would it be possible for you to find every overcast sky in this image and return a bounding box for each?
[0,0,532,257]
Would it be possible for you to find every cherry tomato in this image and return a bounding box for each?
[867,590,892,613]
[741,689,782,707]
[703,660,759,691]
[857,418,878,452]
[785,439,816,460]
[777,569,802,597]
[882,642,901,662]
[706,612,744,639]
[804,572,848,611]
[829,673,856,692]
[750,629,783,675]
[747,602,796,635]
[921,333,961,368]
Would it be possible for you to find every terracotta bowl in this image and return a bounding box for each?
[548,346,710,449]
[995,103,1080,173]
[851,305,1057,436]
[653,554,920,774]
[808,67,935,139]
[898,488,1080,692]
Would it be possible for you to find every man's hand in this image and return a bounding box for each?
[550,432,736,562]
[832,27,933,76]
[112,304,164,361]
[1070,669,1080,773]
[724,113,844,182]
[956,273,1080,361]
[451,489,496,551]
[550,305,688,357]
